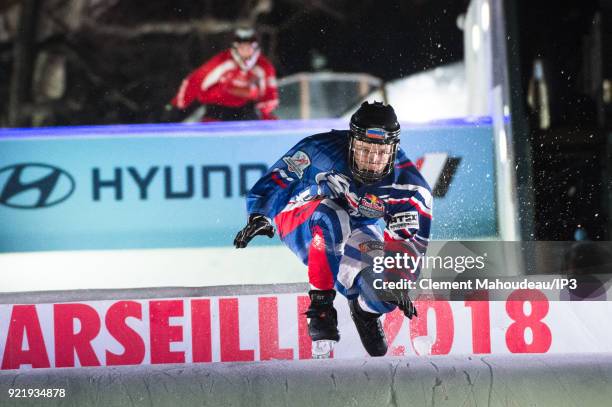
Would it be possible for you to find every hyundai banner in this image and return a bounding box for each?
[0,119,497,252]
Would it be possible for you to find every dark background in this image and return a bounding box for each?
[0,0,467,127]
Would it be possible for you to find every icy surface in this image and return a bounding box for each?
[2,353,612,406]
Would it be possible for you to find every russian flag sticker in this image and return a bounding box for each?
[365,128,385,140]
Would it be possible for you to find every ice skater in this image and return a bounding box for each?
[234,101,432,357]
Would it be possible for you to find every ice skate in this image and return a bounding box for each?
[348,298,388,357]
[311,339,336,359]
[305,290,340,358]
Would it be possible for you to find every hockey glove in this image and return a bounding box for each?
[234,214,275,248]
[315,171,351,199]
[391,293,418,319]
[373,265,418,319]
[382,240,419,319]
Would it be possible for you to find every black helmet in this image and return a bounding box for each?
[348,101,401,184]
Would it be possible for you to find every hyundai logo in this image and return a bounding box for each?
[0,164,75,209]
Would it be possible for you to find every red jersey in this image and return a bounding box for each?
[171,49,279,120]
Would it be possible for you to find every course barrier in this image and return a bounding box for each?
[1,353,611,406]
[2,280,612,371]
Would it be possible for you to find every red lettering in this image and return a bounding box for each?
[383,309,406,356]
[150,300,185,364]
[54,304,101,367]
[465,291,491,354]
[191,299,212,363]
[258,297,293,360]
[105,301,145,366]
[1,305,50,369]
[219,298,254,362]
[409,296,454,355]
[505,289,551,353]
[297,295,311,359]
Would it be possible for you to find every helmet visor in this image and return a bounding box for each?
[349,138,396,183]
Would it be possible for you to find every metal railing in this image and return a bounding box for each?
[276,72,385,119]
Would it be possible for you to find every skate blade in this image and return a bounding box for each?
[312,340,337,359]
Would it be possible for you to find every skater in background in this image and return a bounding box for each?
[168,27,278,122]
[234,101,432,357]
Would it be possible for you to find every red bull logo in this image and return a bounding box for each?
[358,193,385,218]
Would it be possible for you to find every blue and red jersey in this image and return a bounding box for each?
[247,130,432,251]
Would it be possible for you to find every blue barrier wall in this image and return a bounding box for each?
[0,119,497,252]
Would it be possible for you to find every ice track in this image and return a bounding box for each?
[2,353,612,406]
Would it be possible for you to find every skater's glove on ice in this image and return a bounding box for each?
[234,214,275,248]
